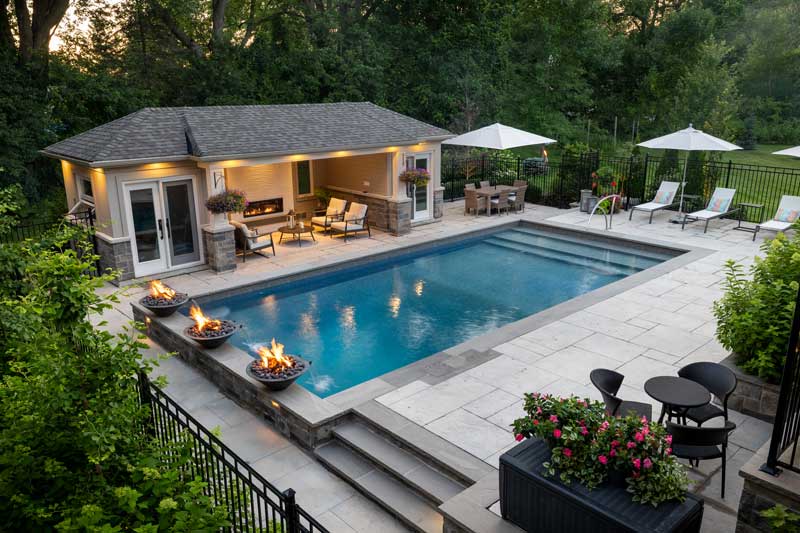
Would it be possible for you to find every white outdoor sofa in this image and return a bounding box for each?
[681,187,739,233]
[311,197,347,234]
[753,195,800,241]
[230,220,275,262]
[628,181,680,223]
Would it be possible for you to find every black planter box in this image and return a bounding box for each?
[500,438,703,533]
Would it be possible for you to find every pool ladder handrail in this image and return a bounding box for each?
[587,194,623,230]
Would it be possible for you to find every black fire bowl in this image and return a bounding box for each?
[246,356,311,391]
[184,320,238,349]
[139,293,189,317]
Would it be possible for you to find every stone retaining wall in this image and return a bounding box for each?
[737,441,800,532]
[723,355,779,423]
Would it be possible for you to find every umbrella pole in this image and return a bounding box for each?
[670,152,690,223]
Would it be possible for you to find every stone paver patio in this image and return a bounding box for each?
[100,200,780,532]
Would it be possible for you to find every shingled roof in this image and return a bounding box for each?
[42,102,452,166]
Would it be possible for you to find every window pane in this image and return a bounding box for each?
[81,177,94,199]
[297,161,311,195]
[415,157,429,171]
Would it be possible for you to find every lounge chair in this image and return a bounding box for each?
[331,202,370,242]
[681,188,738,233]
[753,195,800,241]
[230,220,275,262]
[311,197,347,235]
[628,181,680,223]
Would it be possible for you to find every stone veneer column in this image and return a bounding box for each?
[434,187,444,219]
[202,226,236,273]
[95,234,135,283]
[389,198,412,235]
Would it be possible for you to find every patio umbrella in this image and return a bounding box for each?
[443,123,556,150]
[638,124,741,221]
[773,146,800,157]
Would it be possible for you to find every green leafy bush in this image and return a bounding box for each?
[714,229,800,381]
[761,504,800,532]
[512,394,688,507]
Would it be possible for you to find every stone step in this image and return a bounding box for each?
[315,440,443,533]
[333,421,466,505]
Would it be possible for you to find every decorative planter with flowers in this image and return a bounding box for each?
[592,166,624,213]
[501,394,703,533]
[205,189,248,214]
[399,168,430,198]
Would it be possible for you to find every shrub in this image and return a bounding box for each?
[761,504,800,532]
[205,189,248,213]
[512,394,689,507]
[714,229,800,381]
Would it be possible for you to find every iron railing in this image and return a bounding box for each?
[138,372,329,533]
[0,210,96,244]
[762,286,800,475]
[442,154,800,222]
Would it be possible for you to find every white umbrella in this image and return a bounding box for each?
[773,146,800,157]
[443,123,556,150]
[638,124,741,220]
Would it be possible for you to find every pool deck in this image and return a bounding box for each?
[99,201,778,532]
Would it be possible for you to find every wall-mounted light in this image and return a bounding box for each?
[362,180,370,192]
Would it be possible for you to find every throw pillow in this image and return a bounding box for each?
[775,208,800,223]
[654,191,673,204]
[709,198,730,213]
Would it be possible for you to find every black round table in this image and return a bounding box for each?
[644,376,711,424]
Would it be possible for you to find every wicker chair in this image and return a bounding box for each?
[510,186,527,212]
[464,189,486,215]
[479,180,491,188]
[513,180,527,187]
[465,183,476,190]
[490,191,511,215]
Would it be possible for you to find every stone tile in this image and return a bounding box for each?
[218,420,290,463]
[375,380,431,407]
[493,342,544,364]
[561,310,648,341]
[484,441,521,469]
[205,396,259,427]
[700,447,751,510]
[271,461,356,516]
[486,400,525,433]
[425,409,516,460]
[633,277,684,296]
[585,299,652,322]
[389,374,494,425]
[329,494,410,533]
[678,338,731,366]
[615,355,683,388]
[630,325,711,358]
[699,505,738,533]
[519,321,594,351]
[316,510,358,533]
[641,348,682,365]
[639,307,708,332]
[534,346,622,385]
[729,415,773,452]
[627,317,657,330]
[462,389,520,419]
[574,333,646,363]
[251,444,314,481]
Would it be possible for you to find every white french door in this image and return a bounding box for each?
[405,153,432,220]
[124,178,201,277]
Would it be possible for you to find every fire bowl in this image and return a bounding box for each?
[139,292,189,317]
[246,356,311,391]
[184,320,238,349]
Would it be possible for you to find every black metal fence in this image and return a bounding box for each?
[443,154,800,222]
[762,287,800,476]
[138,372,329,533]
[0,210,96,244]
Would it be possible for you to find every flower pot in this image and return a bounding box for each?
[586,196,599,213]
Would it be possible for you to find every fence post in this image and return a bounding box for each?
[284,488,299,533]
[761,285,800,476]
[642,154,650,202]
[725,160,732,189]
[138,370,156,437]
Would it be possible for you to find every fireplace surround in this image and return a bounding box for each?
[243,197,284,218]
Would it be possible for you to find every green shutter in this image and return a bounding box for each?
[297,161,311,195]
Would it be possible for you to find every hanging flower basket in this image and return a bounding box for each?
[206,189,248,214]
[399,168,430,187]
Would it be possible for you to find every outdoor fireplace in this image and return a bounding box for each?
[246,338,310,391]
[244,197,284,218]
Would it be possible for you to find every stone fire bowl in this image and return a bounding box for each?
[184,320,237,349]
[246,356,311,391]
[139,293,189,317]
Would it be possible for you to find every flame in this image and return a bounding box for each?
[189,304,222,332]
[542,148,549,159]
[149,280,176,299]
[257,338,295,372]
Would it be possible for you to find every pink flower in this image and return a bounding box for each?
[611,440,619,448]
[598,455,608,465]
[627,441,636,449]
[515,434,524,442]
[643,458,653,470]
[536,407,542,414]
[666,447,672,455]
[553,429,562,439]
[640,416,649,425]
[533,392,540,398]
[563,448,572,458]
[609,449,617,457]
[632,458,641,470]
[634,431,645,442]
[665,435,673,445]
[533,419,539,426]
[580,426,588,436]
[549,415,559,423]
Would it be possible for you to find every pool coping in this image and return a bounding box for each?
[134,219,714,450]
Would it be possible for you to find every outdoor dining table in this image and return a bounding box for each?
[644,376,711,424]
[474,184,517,216]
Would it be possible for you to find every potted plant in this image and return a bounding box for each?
[206,189,248,214]
[592,166,623,213]
[399,168,431,188]
[314,188,332,210]
[501,394,702,532]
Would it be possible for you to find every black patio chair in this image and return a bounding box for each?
[666,421,736,499]
[678,362,737,426]
[589,369,653,420]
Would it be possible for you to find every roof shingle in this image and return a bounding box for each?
[43,102,451,164]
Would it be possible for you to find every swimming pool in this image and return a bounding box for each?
[194,226,674,397]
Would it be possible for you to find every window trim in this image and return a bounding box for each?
[76,175,95,205]
[294,160,314,198]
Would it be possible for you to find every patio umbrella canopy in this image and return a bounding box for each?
[638,124,741,220]
[773,146,800,157]
[443,123,557,150]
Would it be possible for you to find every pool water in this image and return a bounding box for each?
[195,226,672,397]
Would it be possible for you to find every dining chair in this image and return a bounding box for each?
[465,183,476,190]
[479,180,491,188]
[589,369,653,420]
[677,362,737,426]
[510,186,527,213]
[491,191,510,215]
[513,180,527,187]
[464,189,486,216]
[666,421,736,498]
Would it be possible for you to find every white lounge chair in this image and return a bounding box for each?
[230,220,275,262]
[311,197,347,234]
[753,195,800,241]
[628,181,680,223]
[681,188,738,233]
[330,202,370,242]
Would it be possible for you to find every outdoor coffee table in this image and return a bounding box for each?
[645,376,711,424]
[278,225,315,246]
